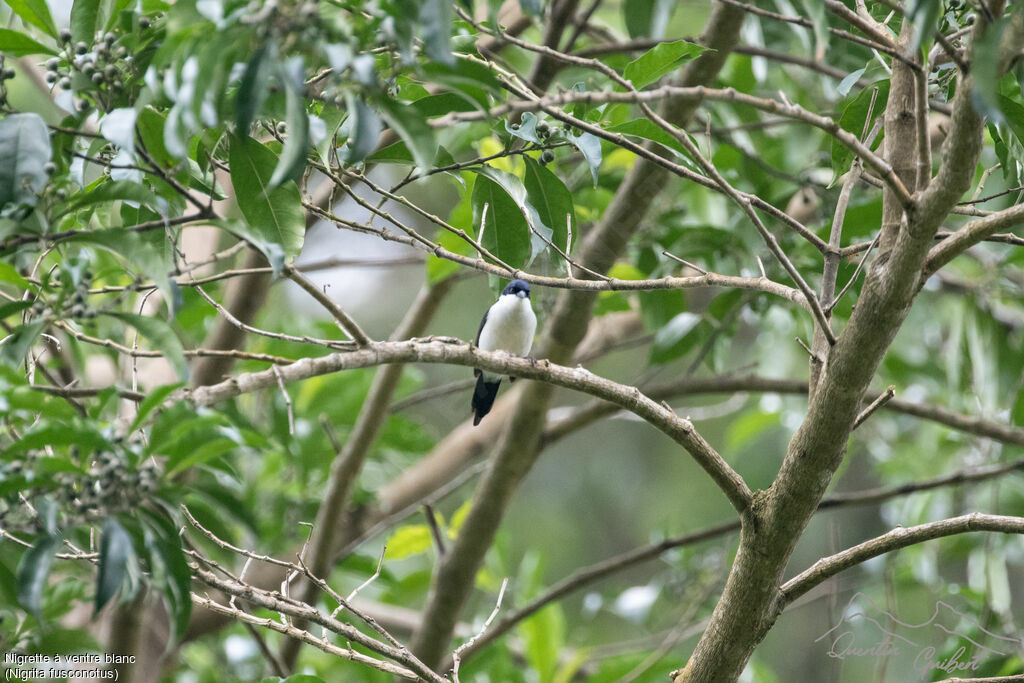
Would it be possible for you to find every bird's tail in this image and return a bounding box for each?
[471,374,501,426]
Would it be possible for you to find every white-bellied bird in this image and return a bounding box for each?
[471,279,537,425]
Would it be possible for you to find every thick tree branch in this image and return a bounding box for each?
[185,338,750,512]
[924,202,1024,276]
[778,513,1024,606]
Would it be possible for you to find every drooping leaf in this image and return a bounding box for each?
[0,320,46,368]
[473,166,551,264]
[140,512,191,640]
[650,311,703,364]
[95,518,137,614]
[908,0,942,54]
[341,93,383,164]
[6,0,58,38]
[378,99,437,169]
[65,229,178,314]
[17,535,58,618]
[130,383,185,433]
[831,80,889,184]
[268,57,310,189]
[837,66,867,97]
[107,312,188,381]
[59,181,162,217]
[522,156,572,266]
[566,130,602,185]
[228,134,305,259]
[623,0,675,40]
[0,113,53,214]
[623,40,708,90]
[237,47,270,135]
[506,112,543,145]
[471,173,531,273]
[419,0,454,65]
[0,29,57,57]
[70,0,99,44]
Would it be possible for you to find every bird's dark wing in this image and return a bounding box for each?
[473,308,489,379]
[474,307,488,346]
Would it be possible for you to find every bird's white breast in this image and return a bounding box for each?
[478,295,537,362]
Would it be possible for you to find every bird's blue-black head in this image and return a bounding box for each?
[502,279,531,299]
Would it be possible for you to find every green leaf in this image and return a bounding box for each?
[140,512,191,639]
[998,95,1024,146]
[70,0,99,44]
[520,604,566,681]
[59,180,162,217]
[107,312,188,381]
[0,113,53,214]
[341,94,383,164]
[165,436,237,477]
[623,40,708,89]
[419,0,454,65]
[623,0,674,40]
[65,229,178,314]
[607,118,698,167]
[471,168,535,269]
[800,0,829,61]
[0,261,32,289]
[385,524,433,560]
[268,57,310,189]
[522,156,572,266]
[0,29,57,57]
[377,99,437,169]
[7,420,110,454]
[228,135,306,259]
[506,112,543,145]
[0,320,46,368]
[95,518,137,614]
[831,80,889,185]
[650,311,703,364]
[17,535,58,618]
[130,383,185,432]
[6,0,58,38]
[908,0,941,54]
[236,46,270,135]
[566,130,602,185]
[0,301,33,320]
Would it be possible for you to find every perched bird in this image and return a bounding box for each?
[471,279,537,426]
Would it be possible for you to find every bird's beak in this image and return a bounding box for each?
[517,290,527,298]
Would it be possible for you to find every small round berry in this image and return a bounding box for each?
[116,46,127,58]
[139,17,151,29]
[91,72,104,84]
[103,64,117,79]
[46,58,60,70]
[540,150,555,165]
[82,62,95,76]
[58,76,71,89]
[43,162,56,175]
[2,69,14,80]
[59,29,72,43]
[45,71,58,83]
[75,41,88,55]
